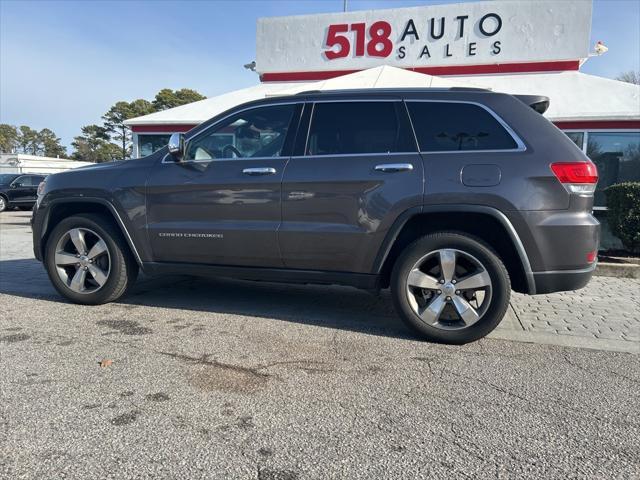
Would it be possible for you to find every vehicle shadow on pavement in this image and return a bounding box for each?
[0,258,414,339]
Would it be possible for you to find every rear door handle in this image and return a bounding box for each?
[242,167,277,176]
[374,163,414,173]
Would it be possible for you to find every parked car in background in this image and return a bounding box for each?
[32,88,600,344]
[0,173,47,212]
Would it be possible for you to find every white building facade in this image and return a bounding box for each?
[0,154,92,175]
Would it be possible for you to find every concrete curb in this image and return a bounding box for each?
[595,262,640,279]
[488,308,640,354]
[489,328,639,354]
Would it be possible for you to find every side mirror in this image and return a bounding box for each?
[10,182,19,188]
[168,133,185,162]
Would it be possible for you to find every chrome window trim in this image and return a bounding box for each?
[161,96,528,163]
[161,101,299,164]
[405,99,527,154]
[162,153,290,165]
[421,148,526,155]
[290,151,417,160]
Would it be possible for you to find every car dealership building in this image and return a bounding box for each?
[125,0,639,222]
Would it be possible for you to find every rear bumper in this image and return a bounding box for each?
[510,209,600,294]
[513,210,600,273]
[532,263,596,294]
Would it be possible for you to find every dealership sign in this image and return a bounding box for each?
[256,0,592,79]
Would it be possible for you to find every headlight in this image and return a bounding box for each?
[37,180,46,197]
[36,180,46,207]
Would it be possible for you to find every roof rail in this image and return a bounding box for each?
[294,87,491,96]
[295,90,322,95]
[448,87,492,92]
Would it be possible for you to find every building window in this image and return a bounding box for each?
[138,134,171,157]
[564,131,585,150]
[587,132,640,207]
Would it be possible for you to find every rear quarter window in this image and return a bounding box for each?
[407,102,519,152]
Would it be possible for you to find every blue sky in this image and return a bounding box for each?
[1,0,639,151]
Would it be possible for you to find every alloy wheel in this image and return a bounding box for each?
[405,248,492,330]
[54,227,111,294]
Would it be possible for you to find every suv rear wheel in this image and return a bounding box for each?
[391,232,510,344]
[44,214,138,305]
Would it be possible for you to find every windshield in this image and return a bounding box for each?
[0,174,18,184]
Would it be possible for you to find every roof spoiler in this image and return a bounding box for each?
[515,95,550,114]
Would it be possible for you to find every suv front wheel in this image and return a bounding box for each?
[391,232,510,344]
[44,214,138,305]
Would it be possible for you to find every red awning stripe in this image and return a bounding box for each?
[260,60,581,82]
[554,120,640,130]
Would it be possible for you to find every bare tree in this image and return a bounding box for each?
[616,71,640,85]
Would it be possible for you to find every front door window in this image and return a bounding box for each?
[185,104,295,161]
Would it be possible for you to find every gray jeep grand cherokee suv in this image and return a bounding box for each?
[32,88,600,344]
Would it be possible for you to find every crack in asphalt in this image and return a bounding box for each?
[156,351,271,379]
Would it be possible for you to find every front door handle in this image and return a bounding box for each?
[242,167,277,176]
[374,163,414,173]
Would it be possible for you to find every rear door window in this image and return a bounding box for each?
[407,102,519,152]
[25,176,42,186]
[306,102,414,155]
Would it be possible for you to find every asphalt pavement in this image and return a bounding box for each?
[0,211,638,479]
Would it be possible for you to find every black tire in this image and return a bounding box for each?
[0,195,7,212]
[391,232,510,344]
[44,213,138,305]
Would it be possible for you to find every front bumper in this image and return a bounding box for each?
[31,202,46,262]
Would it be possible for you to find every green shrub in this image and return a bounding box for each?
[605,182,640,254]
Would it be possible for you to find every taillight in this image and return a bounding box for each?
[550,162,598,195]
